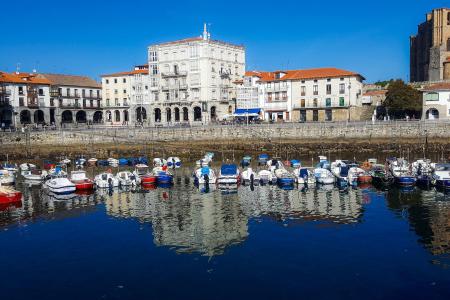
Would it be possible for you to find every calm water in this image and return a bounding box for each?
[1,168,450,300]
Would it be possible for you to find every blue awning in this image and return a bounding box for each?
[234,108,261,116]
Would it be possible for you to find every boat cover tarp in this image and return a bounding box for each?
[234,108,261,116]
[340,166,349,177]
[201,167,210,175]
[259,154,269,159]
[299,168,309,177]
[221,164,237,175]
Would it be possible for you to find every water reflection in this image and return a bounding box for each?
[386,187,450,255]
[1,171,449,258]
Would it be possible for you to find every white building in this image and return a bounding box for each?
[247,68,365,122]
[147,24,245,125]
[0,71,51,128]
[235,72,261,111]
[101,65,150,125]
[422,82,450,120]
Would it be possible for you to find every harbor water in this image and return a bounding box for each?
[1,168,450,299]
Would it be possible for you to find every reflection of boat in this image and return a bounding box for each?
[22,170,45,183]
[44,177,76,194]
[116,171,140,186]
[0,186,22,206]
[95,172,119,188]
[314,168,334,185]
[70,170,94,190]
[370,165,394,188]
[257,169,276,185]
[275,168,295,186]
[154,168,173,185]
[241,155,252,167]
[108,158,119,167]
[290,160,301,168]
[258,154,269,166]
[331,160,349,188]
[153,158,167,167]
[218,164,240,185]
[20,163,36,174]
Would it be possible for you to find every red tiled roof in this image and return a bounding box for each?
[245,71,278,81]
[423,82,450,91]
[252,67,363,82]
[101,69,149,77]
[0,72,51,85]
[39,74,101,88]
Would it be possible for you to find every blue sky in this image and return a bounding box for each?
[0,0,448,82]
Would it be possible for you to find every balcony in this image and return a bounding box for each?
[0,89,11,96]
[263,101,288,111]
[161,71,187,78]
[27,101,39,108]
[83,104,100,109]
[265,85,288,93]
[60,103,82,109]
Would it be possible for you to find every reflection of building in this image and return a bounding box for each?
[239,186,364,224]
[410,8,450,82]
[104,187,249,256]
[147,24,245,126]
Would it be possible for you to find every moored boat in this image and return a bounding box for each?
[167,157,182,169]
[0,169,15,185]
[87,158,98,166]
[293,167,316,185]
[241,155,252,167]
[70,170,94,190]
[218,164,240,185]
[154,167,173,185]
[241,167,258,185]
[388,158,416,186]
[116,171,140,186]
[432,163,450,191]
[0,186,22,206]
[44,177,76,195]
[257,169,277,185]
[275,168,295,186]
[94,172,119,188]
[134,164,157,185]
[194,166,217,185]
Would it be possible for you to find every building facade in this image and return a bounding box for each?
[421,82,450,120]
[0,71,51,128]
[37,74,102,125]
[147,25,245,126]
[251,68,366,122]
[410,8,450,82]
[235,72,260,110]
[101,65,149,125]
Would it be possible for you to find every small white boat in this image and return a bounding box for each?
[87,158,98,166]
[0,169,15,185]
[44,177,76,195]
[153,158,167,167]
[194,166,217,184]
[1,163,18,174]
[94,172,119,188]
[274,168,295,186]
[293,167,316,185]
[20,163,36,174]
[22,170,46,183]
[60,158,71,166]
[241,167,259,185]
[116,171,140,186]
[257,169,277,184]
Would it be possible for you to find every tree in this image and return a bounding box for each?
[383,79,422,119]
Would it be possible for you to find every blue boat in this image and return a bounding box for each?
[275,169,295,186]
[128,157,139,166]
[290,160,301,168]
[416,174,433,188]
[156,171,173,185]
[258,154,269,166]
[432,164,450,191]
[118,158,129,166]
[336,165,349,188]
[388,158,416,187]
[97,160,109,167]
[138,157,148,165]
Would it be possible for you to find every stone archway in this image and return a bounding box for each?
[76,111,87,123]
[136,107,147,122]
[115,110,121,122]
[123,110,129,122]
[182,107,189,121]
[193,106,202,121]
[210,106,217,121]
[154,108,161,123]
[33,109,45,124]
[20,110,31,124]
[426,108,439,120]
[174,107,180,122]
[93,111,103,123]
[61,110,73,123]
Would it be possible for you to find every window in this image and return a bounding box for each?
[66,88,70,96]
[340,78,344,81]
[313,110,318,121]
[268,93,272,102]
[115,98,119,106]
[339,84,345,94]
[326,84,331,95]
[150,51,158,62]
[448,12,450,25]
[106,79,109,84]
[339,97,345,106]
[325,109,332,121]
[123,78,126,83]
[313,85,318,95]
[74,89,79,97]
[325,98,331,107]
[327,78,331,82]
[38,88,44,96]
[301,86,306,96]
[19,97,24,106]
[106,99,110,106]
[50,98,54,106]
[114,79,117,84]
[90,100,93,107]
[18,86,24,95]
[150,64,158,75]
[301,80,305,84]
[424,92,439,101]
[123,89,126,94]
[282,92,287,100]
[301,99,305,108]
[97,90,100,98]
[300,110,306,122]
[313,98,318,107]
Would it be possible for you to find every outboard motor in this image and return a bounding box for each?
[204,174,209,185]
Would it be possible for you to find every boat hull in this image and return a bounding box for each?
[435,179,450,190]
[395,176,416,186]
[73,181,95,190]
[141,176,157,185]
[357,175,372,184]
[157,175,173,185]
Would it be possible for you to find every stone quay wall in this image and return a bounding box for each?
[1,121,449,147]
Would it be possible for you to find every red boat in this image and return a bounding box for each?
[70,170,94,190]
[134,164,157,186]
[0,187,22,208]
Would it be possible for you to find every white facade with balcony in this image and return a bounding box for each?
[147,25,245,125]
[422,84,450,120]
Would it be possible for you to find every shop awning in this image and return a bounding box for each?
[233,108,261,116]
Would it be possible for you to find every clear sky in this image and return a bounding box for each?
[0,0,448,83]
